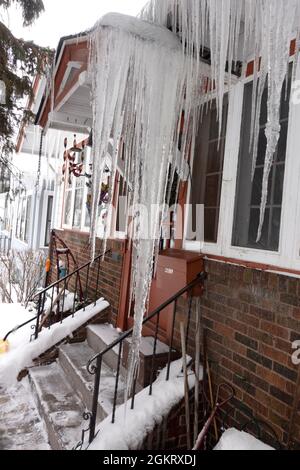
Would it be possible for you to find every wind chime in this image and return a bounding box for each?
[62,134,91,185]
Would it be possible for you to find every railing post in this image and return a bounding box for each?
[112,342,122,424]
[185,292,193,351]
[89,356,102,444]
[149,312,160,395]
[95,257,101,306]
[83,265,89,312]
[166,299,177,381]
[35,292,42,340]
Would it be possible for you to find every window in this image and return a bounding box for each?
[15,195,32,243]
[64,172,73,227]
[44,196,53,247]
[190,97,228,242]
[232,77,290,252]
[73,179,84,228]
[24,196,32,243]
[116,174,127,234]
[63,147,94,232]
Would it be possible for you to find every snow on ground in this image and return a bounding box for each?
[0,298,109,387]
[88,358,202,451]
[0,378,50,450]
[0,303,36,351]
[214,428,274,451]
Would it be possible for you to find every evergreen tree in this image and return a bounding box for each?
[0,0,53,155]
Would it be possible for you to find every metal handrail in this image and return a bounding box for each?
[87,272,207,372]
[2,248,112,343]
[86,271,207,445]
[3,316,38,342]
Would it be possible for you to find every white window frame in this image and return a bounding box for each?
[40,191,54,249]
[62,146,91,233]
[184,60,300,274]
[15,192,33,245]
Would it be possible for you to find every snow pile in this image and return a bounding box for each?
[0,379,50,450]
[214,428,274,451]
[0,298,109,387]
[89,13,203,393]
[88,358,199,451]
[0,303,35,351]
[44,289,76,315]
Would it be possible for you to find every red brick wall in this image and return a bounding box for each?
[47,232,300,449]
[173,260,300,449]
[143,389,205,450]
[48,229,124,327]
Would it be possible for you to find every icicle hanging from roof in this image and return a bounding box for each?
[141,0,300,241]
[89,13,203,396]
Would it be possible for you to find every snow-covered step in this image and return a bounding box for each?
[59,342,125,422]
[87,324,122,371]
[29,362,85,450]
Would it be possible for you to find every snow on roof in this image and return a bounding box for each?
[97,13,181,51]
[214,428,275,451]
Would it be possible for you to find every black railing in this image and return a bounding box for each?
[0,234,11,256]
[86,271,207,445]
[3,249,111,343]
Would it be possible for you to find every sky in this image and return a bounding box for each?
[3,0,147,48]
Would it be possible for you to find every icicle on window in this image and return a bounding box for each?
[232,72,291,252]
[189,96,228,243]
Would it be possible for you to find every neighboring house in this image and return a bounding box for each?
[0,75,86,253]
[4,7,300,451]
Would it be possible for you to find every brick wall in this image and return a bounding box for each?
[173,259,300,449]
[143,389,205,450]
[48,229,124,327]
[47,232,300,449]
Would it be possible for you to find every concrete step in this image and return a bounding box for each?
[58,342,126,422]
[29,362,84,450]
[87,324,122,371]
[86,323,179,389]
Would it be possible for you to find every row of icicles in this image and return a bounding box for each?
[88,1,300,396]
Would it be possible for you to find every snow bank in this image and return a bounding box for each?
[0,303,35,351]
[214,428,274,451]
[88,358,202,451]
[0,298,109,387]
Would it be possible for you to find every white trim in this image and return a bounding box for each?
[40,191,54,249]
[184,63,300,274]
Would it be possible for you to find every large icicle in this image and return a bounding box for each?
[254,0,298,241]
[89,13,202,396]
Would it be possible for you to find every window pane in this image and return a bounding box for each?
[73,189,83,228]
[116,175,127,233]
[204,208,219,243]
[24,196,32,243]
[232,75,290,252]
[44,196,53,247]
[64,191,72,226]
[190,96,228,243]
[205,174,220,207]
